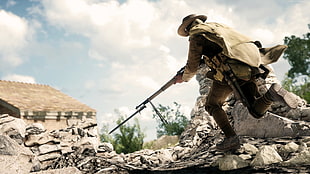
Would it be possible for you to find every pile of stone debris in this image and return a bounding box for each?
[1,110,310,174]
[0,114,102,174]
[1,113,309,174]
[1,65,310,174]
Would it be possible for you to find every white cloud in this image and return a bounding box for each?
[0,10,30,67]
[136,76,160,90]
[38,0,309,67]
[251,28,275,45]
[2,74,36,84]
[39,0,180,61]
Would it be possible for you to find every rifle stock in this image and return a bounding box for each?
[109,67,185,134]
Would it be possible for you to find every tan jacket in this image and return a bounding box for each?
[182,22,287,82]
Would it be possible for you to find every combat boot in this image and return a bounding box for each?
[266,83,298,108]
[216,135,241,152]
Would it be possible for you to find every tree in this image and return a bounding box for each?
[100,110,145,154]
[282,73,310,103]
[282,26,310,103]
[283,32,310,78]
[100,124,115,146]
[152,102,189,138]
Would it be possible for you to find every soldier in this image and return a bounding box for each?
[175,14,297,151]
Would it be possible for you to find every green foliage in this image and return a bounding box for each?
[114,117,145,154]
[283,32,310,79]
[100,110,145,154]
[299,82,310,103]
[100,124,115,145]
[143,140,155,149]
[282,26,310,103]
[152,102,189,138]
[282,74,310,103]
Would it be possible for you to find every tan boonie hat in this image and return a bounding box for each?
[177,14,207,37]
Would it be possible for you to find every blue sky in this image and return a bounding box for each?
[1,0,309,141]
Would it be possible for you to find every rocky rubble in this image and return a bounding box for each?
[0,65,310,173]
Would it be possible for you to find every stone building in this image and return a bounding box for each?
[0,80,96,131]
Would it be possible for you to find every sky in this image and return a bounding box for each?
[0,0,309,141]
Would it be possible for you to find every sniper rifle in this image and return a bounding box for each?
[109,67,185,134]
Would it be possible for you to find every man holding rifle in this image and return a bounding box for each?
[175,14,297,151]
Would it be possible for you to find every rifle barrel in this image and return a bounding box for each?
[109,105,146,134]
[146,78,175,102]
[135,75,177,109]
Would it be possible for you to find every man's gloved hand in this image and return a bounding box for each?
[174,74,184,84]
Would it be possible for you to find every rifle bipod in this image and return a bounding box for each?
[149,101,169,125]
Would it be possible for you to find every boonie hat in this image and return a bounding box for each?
[177,14,207,37]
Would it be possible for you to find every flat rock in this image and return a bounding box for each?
[251,145,283,166]
[30,167,82,174]
[217,154,249,171]
[233,103,310,138]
